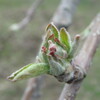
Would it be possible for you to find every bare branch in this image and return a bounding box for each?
[9,0,43,31]
[51,0,80,29]
[22,76,44,100]
[58,13,100,100]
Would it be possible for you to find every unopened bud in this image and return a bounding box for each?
[41,46,47,53]
[74,34,80,41]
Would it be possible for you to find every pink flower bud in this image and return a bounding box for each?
[41,46,47,53]
[49,51,55,57]
[49,45,56,52]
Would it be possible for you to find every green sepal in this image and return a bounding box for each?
[48,56,65,76]
[60,28,72,53]
[7,63,49,82]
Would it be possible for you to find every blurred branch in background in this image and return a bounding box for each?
[51,0,80,29]
[58,13,100,100]
[22,76,44,100]
[22,0,80,100]
[9,0,43,31]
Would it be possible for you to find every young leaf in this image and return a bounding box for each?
[7,63,49,82]
[60,28,72,53]
[71,34,80,57]
[46,23,59,38]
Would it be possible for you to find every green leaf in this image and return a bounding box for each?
[7,63,49,82]
[60,28,72,53]
[46,23,59,38]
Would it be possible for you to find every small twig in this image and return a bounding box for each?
[58,13,100,100]
[9,0,43,31]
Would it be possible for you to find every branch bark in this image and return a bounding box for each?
[22,76,44,100]
[58,13,100,100]
[51,0,80,29]
[22,0,80,100]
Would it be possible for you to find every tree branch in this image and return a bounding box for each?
[22,76,44,100]
[9,0,43,31]
[58,13,100,100]
[51,0,80,29]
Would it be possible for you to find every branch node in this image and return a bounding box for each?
[55,61,86,84]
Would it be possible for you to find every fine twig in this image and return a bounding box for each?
[58,13,100,100]
[9,0,43,31]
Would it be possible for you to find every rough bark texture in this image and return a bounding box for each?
[58,13,100,100]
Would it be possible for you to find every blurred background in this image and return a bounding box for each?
[0,0,100,100]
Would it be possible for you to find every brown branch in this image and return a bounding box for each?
[58,13,100,100]
[9,0,43,31]
[22,76,44,100]
[22,78,37,100]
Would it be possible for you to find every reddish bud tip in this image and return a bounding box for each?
[49,51,55,57]
[75,34,80,40]
[49,45,56,52]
